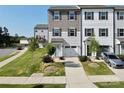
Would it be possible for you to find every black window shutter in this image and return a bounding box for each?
[52,29,54,36]
[92,28,94,36]
[75,11,77,20]
[68,29,70,36]
[85,29,87,36]
[60,28,62,36]
[99,29,101,36]
[106,29,108,36]
[117,12,119,20]
[106,12,108,20]
[75,28,77,36]
[92,12,94,20]
[60,12,61,20]
[52,12,54,20]
[85,12,86,20]
[99,12,100,20]
[68,12,69,20]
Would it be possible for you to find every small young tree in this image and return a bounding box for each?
[89,36,100,57]
[29,38,38,52]
[46,43,56,56]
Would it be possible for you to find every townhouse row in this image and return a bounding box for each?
[34,5,124,57]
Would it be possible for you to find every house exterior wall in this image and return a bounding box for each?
[81,9,114,55]
[48,9,81,56]
[35,28,48,41]
[115,10,124,54]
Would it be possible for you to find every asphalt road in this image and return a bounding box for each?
[0,48,17,57]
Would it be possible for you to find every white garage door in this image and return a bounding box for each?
[64,46,78,57]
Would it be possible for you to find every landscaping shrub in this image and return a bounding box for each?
[46,43,56,56]
[42,55,53,63]
[59,56,65,60]
[78,56,88,62]
[118,55,124,61]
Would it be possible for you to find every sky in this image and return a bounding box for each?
[0,5,50,37]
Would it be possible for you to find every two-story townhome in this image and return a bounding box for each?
[48,6,81,57]
[35,5,124,57]
[115,6,124,55]
[34,24,48,48]
[80,5,114,56]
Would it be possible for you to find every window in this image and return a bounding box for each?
[85,28,94,36]
[85,12,94,20]
[117,12,124,20]
[71,46,77,48]
[65,46,70,48]
[99,28,108,36]
[99,12,108,20]
[68,28,77,36]
[53,11,60,20]
[52,28,61,36]
[69,11,75,20]
[117,29,124,36]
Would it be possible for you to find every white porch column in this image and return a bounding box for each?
[60,43,63,57]
[120,44,122,55]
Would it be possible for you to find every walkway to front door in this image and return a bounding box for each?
[64,57,96,88]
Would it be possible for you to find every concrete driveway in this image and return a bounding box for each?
[0,48,17,57]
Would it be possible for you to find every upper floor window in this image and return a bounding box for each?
[69,11,75,20]
[53,11,60,20]
[85,28,94,36]
[99,28,108,37]
[68,28,77,36]
[85,12,94,20]
[117,12,124,20]
[99,12,108,20]
[117,29,124,36]
[52,28,61,36]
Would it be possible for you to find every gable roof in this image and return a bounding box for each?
[34,24,48,29]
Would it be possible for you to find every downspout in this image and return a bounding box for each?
[113,8,116,53]
[80,9,83,56]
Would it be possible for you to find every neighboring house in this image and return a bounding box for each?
[80,5,114,56]
[20,39,29,45]
[35,5,124,57]
[48,6,81,57]
[34,24,48,48]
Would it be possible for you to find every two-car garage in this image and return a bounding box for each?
[63,46,79,57]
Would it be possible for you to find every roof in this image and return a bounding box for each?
[48,5,80,11]
[34,24,48,29]
[51,38,64,43]
[79,5,124,10]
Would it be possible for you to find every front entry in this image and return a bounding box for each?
[55,44,62,57]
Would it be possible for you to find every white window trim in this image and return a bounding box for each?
[117,29,124,37]
[69,11,75,20]
[68,27,76,36]
[52,27,61,36]
[99,12,108,20]
[99,28,108,37]
[117,12,124,20]
[85,28,94,36]
[53,11,60,20]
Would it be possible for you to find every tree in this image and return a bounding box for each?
[89,36,100,57]
[46,43,56,56]
[29,38,38,52]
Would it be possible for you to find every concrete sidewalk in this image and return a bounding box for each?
[64,57,96,88]
[0,47,28,68]
[88,75,121,82]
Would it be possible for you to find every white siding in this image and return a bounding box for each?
[81,9,114,55]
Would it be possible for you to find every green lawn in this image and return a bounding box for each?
[0,48,65,77]
[95,82,124,88]
[0,48,47,76]
[43,62,65,76]
[0,84,65,88]
[82,62,114,75]
[0,51,19,62]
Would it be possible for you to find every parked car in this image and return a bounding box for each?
[101,52,124,68]
[17,46,23,50]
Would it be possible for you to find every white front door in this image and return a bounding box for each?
[55,44,62,57]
